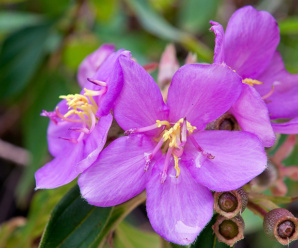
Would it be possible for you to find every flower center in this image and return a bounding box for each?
[125,118,214,183]
[59,89,98,130]
[41,79,108,143]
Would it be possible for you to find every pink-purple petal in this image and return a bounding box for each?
[47,100,79,157]
[113,56,168,136]
[230,84,275,147]
[77,44,115,87]
[271,118,298,134]
[35,142,84,189]
[146,164,213,245]
[77,114,113,173]
[224,6,280,78]
[78,135,158,207]
[210,21,225,64]
[256,52,298,119]
[167,63,242,129]
[186,131,267,191]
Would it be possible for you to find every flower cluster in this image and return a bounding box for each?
[35,6,298,246]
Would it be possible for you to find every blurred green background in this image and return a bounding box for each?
[0,0,298,247]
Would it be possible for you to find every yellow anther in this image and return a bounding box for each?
[242,78,263,86]
[162,118,197,149]
[174,155,180,178]
[58,88,99,129]
[156,120,170,128]
[84,89,101,96]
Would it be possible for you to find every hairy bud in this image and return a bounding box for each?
[214,188,248,218]
[251,161,278,191]
[212,215,245,247]
[206,113,240,131]
[263,208,298,245]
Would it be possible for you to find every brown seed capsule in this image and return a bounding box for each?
[214,188,248,219]
[212,215,245,247]
[251,161,278,191]
[205,113,240,131]
[263,208,298,245]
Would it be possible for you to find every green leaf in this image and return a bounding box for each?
[0,23,52,99]
[0,183,74,248]
[39,185,146,248]
[190,215,230,248]
[114,221,161,248]
[178,0,220,33]
[123,0,212,62]
[0,12,42,34]
[279,18,298,35]
[124,0,184,41]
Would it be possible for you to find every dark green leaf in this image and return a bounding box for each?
[0,23,51,98]
[39,185,113,248]
[39,185,146,248]
[190,215,230,248]
[114,221,161,248]
[124,0,185,41]
[178,0,219,33]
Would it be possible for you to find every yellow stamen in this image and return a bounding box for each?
[162,118,197,148]
[174,155,180,178]
[58,88,98,129]
[242,78,263,86]
[156,120,171,128]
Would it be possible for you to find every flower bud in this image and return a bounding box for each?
[213,188,248,218]
[263,208,298,245]
[205,113,240,131]
[251,161,278,191]
[212,215,245,247]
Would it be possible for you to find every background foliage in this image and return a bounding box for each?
[0,0,298,247]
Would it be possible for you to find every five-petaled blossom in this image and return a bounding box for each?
[79,56,267,245]
[210,6,298,145]
[35,45,130,189]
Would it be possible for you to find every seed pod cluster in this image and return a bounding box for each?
[213,188,247,246]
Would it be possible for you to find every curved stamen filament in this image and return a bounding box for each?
[55,107,82,123]
[87,78,107,87]
[262,85,275,100]
[189,135,215,159]
[125,120,170,135]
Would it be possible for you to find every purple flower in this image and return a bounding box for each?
[210,6,298,140]
[77,44,115,87]
[35,45,130,189]
[79,57,267,245]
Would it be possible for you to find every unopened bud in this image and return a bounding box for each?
[205,113,240,131]
[212,215,245,247]
[251,161,278,191]
[263,208,298,245]
[214,188,248,218]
